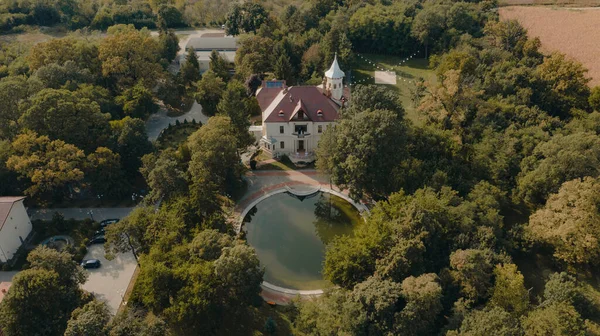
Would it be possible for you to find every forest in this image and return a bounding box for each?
[1,0,600,335]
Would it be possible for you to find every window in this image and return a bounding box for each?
[317,109,323,117]
[280,126,284,134]
[295,125,308,133]
[298,111,304,119]
[333,84,337,89]
[280,141,285,149]
[318,125,323,133]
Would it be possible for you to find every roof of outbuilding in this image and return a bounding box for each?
[185,37,238,51]
[263,86,340,123]
[0,197,26,230]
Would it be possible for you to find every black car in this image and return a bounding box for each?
[95,228,105,236]
[81,259,101,269]
[87,235,106,245]
[100,218,119,227]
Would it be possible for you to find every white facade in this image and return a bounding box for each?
[262,121,335,155]
[0,198,32,262]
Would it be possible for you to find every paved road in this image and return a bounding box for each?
[81,244,137,314]
[29,207,135,221]
[146,102,208,141]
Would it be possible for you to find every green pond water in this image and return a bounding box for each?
[243,191,361,290]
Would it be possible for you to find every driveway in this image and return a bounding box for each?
[146,102,208,141]
[81,244,138,313]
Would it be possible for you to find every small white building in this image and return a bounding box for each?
[0,197,32,262]
[256,55,348,163]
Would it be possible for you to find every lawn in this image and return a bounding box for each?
[155,122,202,150]
[351,54,437,125]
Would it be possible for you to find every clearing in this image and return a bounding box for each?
[500,6,600,86]
[352,54,436,124]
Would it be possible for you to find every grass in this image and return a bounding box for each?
[352,54,436,125]
[252,150,313,171]
[155,122,202,150]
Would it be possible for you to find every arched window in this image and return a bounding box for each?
[333,84,337,89]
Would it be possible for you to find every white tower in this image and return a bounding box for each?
[324,53,345,104]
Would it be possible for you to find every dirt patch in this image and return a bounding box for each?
[500,6,600,86]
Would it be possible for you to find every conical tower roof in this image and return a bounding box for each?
[325,53,345,79]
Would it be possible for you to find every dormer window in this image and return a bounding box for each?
[278,110,284,117]
[317,109,323,117]
[298,111,304,119]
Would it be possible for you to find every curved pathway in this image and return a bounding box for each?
[145,102,209,141]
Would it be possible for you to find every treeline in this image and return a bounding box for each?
[0,24,179,202]
[306,19,600,335]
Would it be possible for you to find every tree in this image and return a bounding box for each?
[522,302,586,336]
[0,247,88,336]
[450,249,495,302]
[534,52,590,118]
[411,3,446,57]
[19,88,111,152]
[158,28,180,63]
[109,117,153,177]
[351,276,403,335]
[0,269,69,336]
[273,53,293,82]
[398,273,443,336]
[108,309,169,336]
[590,86,600,111]
[64,300,111,336]
[347,84,405,117]
[7,132,85,198]
[527,177,600,265]
[316,108,408,200]
[195,70,225,116]
[27,37,101,74]
[448,307,523,336]
[489,263,529,316]
[216,80,254,150]
[141,152,187,203]
[245,74,262,96]
[209,50,230,81]
[295,290,367,335]
[180,47,200,85]
[516,132,600,207]
[213,243,264,309]
[0,76,38,139]
[157,5,184,28]
[85,147,125,197]
[105,206,157,265]
[99,25,163,89]
[116,81,159,119]
[543,272,580,305]
[225,3,268,36]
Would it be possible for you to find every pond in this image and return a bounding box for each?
[243,191,362,290]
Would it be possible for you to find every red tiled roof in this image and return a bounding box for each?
[0,197,25,230]
[256,87,283,111]
[264,87,339,123]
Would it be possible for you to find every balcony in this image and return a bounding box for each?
[289,151,315,164]
[291,130,311,138]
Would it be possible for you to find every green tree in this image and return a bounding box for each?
[216,80,253,150]
[64,300,111,336]
[105,206,158,265]
[411,3,446,57]
[85,147,125,197]
[157,5,184,28]
[214,243,264,309]
[347,84,405,116]
[109,117,153,177]
[543,272,579,305]
[99,25,163,89]
[180,47,200,85]
[27,246,87,288]
[489,263,529,316]
[516,132,600,207]
[398,273,443,336]
[158,28,179,63]
[195,70,225,116]
[140,151,187,203]
[316,108,408,200]
[0,75,35,139]
[450,249,495,301]
[273,53,293,83]
[351,276,403,335]
[522,302,586,336]
[209,49,230,81]
[116,81,159,119]
[590,86,600,111]
[19,88,111,152]
[295,290,367,335]
[449,307,523,336]
[225,2,268,36]
[7,132,85,198]
[527,177,600,265]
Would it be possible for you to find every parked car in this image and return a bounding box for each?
[95,228,105,236]
[81,259,101,269]
[100,219,119,227]
[87,235,106,245]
